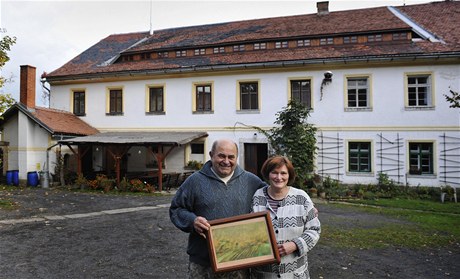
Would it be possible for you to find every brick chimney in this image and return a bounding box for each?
[317,1,329,15]
[20,65,36,109]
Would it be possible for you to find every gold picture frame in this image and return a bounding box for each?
[206,211,280,273]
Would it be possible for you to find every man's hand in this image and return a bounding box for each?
[193,216,210,238]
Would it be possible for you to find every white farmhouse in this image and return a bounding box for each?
[3,1,460,188]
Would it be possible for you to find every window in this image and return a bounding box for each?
[367,34,382,42]
[109,89,123,114]
[140,53,151,60]
[188,142,205,163]
[149,87,164,113]
[297,39,311,47]
[407,74,432,107]
[343,36,357,44]
[393,33,407,41]
[191,143,204,154]
[213,47,225,54]
[239,82,259,110]
[176,50,187,57]
[233,45,245,52]
[348,142,372,172]
[275,41,288,48]
[290,79,312,108]
[409,142,433,175]
[73,91,85,116]
[194,48,206,56]
[158,51,168,58]
[254,43,266,50]
[320,38,333,45]
[195,84,212,112]
[347,77,370,108]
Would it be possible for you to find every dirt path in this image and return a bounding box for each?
[0,187,459,278]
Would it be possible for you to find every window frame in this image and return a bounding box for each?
[213,47,225,54]
[176,50,187,57]
[297,39,311,47]
[146,85,165,114]
[194,48,206,56]
[72,89,86,116]
[192,82,214,113]
[233,45,245,52]
[106,87,123,115]
[405,73,434,109]
[237,80,260,112]
[289,78,313,109]
[185,141,207,165]
[345,75,372,111]
[347,141,373,174]
[408,141,435,175]
[275,41,288,48]
[253,43,267,50]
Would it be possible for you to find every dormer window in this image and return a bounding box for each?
[343,36,357,44]
[320,38,333,45]
[140,53,151,60]
[254,43,267,50]
[176,50,187,57]
[275,41,288,48]
[233,45,245,52]
[213,47,225,54]
[393,33,408,41]
[158,51,169,58]
[367,34,382,42]
[297,39,311,47]
[194,48,206,56]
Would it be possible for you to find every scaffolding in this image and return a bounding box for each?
[376,133,404,184]
[317,132,344,181]
[439,133,460,187]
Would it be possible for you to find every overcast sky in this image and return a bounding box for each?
[1,0,442,106]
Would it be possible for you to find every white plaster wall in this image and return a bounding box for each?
[3,111,53,181]
[49,64,460,187]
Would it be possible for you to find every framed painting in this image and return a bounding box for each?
[205,211,280,273]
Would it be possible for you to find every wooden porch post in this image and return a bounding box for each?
[106,145,130,186]
[148,144,176,192]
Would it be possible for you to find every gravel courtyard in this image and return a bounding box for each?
[0,187,458,278]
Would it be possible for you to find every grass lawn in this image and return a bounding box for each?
[322,199,460,249]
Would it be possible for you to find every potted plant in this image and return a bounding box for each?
[308,187,318,198]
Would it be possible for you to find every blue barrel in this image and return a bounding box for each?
[6,170,14,185]
[27,171,39,187]
[12,170,19,186]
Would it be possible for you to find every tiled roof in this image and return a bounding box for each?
[31,107,99,136]
[45,1,460,80]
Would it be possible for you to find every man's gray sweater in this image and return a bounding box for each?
[169,160,266,266]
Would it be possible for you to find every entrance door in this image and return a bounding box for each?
[244,143,268,179]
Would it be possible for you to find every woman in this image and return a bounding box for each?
[251,155,320,279]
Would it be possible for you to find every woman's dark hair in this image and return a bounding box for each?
[260,155,296,185]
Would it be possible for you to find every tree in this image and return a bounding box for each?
[267,100,317,187]
[0,35,17,116]
[238,100,317,188]
[0,35,17,88]
[444,88,460,108]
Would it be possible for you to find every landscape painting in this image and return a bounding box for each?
[206,211,280,273]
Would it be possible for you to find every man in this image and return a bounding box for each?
[170,139,266,278]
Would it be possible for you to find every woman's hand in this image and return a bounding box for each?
[193,216,210,238]
[278,241,297,257]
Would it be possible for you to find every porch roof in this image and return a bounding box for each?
[58,131,208,146]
